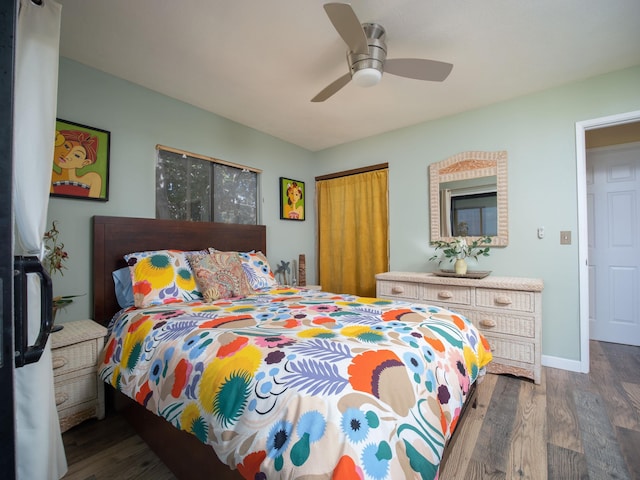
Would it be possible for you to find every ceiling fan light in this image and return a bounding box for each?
[352,67,382,87]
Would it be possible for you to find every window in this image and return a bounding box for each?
[450,192,497,236]
[156,145,260,224]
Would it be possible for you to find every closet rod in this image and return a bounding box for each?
[315,162,388,181]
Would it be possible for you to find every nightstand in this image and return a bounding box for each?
[51,319,108,432]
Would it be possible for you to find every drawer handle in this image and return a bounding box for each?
[479,319,497,328]
[495,296,512,306]
[55,392,69,406]
[438,290,453,299]
[391,286,404,294]
[52,357,68,370]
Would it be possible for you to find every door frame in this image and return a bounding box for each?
[575,109,640,373]
[0,0,16,475]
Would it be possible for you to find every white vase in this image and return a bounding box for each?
[454,258,468,275]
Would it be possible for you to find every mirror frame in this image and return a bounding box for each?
[429,150,508,246]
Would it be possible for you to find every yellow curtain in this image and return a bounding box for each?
[317,169,388,297]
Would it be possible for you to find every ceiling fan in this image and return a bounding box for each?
[311,3,453,102]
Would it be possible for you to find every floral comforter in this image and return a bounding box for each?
[99,287,492,479]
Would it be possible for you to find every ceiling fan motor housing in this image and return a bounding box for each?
[347,23,387,77]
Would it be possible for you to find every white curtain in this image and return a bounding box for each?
[13,0,67,478]
[440,188,452,236]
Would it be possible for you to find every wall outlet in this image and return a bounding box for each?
[560,231,571,245]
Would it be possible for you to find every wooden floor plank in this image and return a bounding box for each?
[566,368,593,392]
[464,458,506,480]
[62,415,138,465]
[440,373,498,480]
[507,377,547,480]
[64,434,174,480]
[588,341,640,431]
[546,443,589,480]
[471,375,521,472]
[546,367,584,453]
[599,341,640,384]
[621,381,640,428]
[573,388,631,480]
[615,426,640,480]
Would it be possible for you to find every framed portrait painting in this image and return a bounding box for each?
[50,118,110,201]
[280,177,305,221]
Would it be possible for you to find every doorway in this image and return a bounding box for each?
[586,140,640,346]
[576,111,640,373]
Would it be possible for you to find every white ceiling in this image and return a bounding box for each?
[57,0,640,152]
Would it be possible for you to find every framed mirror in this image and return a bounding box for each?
[429,150,508,246]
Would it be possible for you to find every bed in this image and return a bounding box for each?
[92,215,492,479]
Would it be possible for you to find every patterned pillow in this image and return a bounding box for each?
[187,251,253,302]
[124,250,204,308]
[238,251,277,290]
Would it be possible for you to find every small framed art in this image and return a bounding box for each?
[280,177,305,221]
[50,118,110,201]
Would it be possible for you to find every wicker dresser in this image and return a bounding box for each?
[51,319,108,432]
[376,272,543,384]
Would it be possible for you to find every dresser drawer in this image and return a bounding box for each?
[484,334,535,364]
[377,280,420,300]
[52,340,99,376]
[422,285,472,306]
[54,373,98,410]
[475,288,535,313]
[468,311,535,338]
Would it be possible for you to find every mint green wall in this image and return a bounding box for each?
[49,58,316,323]
[51,58,640,365]
[313,65,640,363]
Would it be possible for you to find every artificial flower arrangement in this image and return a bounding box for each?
[43,221,68,276]
[429,235,492,273]
[43,221,81,320]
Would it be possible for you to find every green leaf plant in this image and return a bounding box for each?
[429,236,492,265]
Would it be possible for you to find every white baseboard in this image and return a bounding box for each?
[541,354,587,373]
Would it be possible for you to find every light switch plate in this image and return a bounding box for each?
[560,231,571,245]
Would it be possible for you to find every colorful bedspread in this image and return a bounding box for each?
[99,287,492,479]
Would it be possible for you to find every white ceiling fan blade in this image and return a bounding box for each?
[323,3,369,55]
[311,73,352,102]
[385,58,453,82]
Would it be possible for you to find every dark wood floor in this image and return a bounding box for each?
[62,340,640,479]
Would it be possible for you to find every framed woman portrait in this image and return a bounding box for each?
[280,177,305,221]
[50,118,110,201]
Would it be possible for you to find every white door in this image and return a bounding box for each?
[587,142,640,346]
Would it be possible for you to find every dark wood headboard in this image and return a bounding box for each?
[92,215,267,326]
